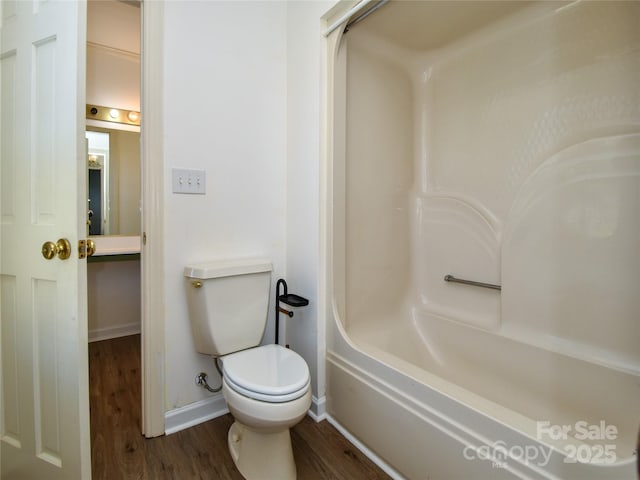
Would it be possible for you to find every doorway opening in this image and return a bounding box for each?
[85,0,144,469]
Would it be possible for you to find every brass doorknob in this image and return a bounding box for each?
[41,238,72,260]
[86,239,96,257]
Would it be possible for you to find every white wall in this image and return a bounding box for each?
[88,258,141,341]
[158,0,337,422]
[161,1,288,411]
[86,45,140,111]
[87,0,140,55]
[86,0,140,110]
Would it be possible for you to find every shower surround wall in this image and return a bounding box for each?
[326,2,639,479]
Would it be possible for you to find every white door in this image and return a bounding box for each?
[0,1,90,479]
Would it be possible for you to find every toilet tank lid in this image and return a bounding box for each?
[184,258,272,279]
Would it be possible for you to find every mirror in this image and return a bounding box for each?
[86,126,140,236]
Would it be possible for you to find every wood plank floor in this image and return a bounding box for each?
[89,335,392,480]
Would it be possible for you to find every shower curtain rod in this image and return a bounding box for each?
[344,0,389,33]
[323,0,389,37]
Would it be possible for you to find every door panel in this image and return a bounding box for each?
[1,1,90,478]
[0,275,18,447]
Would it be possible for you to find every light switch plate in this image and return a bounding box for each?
[172,168,206,194]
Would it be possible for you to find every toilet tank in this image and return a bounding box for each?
[184,258,272,356]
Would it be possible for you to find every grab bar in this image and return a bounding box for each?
[444,274,501,291]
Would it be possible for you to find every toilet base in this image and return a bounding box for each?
[227,421,296,480]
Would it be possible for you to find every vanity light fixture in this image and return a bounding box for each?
[86,104,141,126]
[87,154,101,168]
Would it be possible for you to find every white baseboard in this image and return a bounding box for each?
[307,395,327,422]
[89,322,141,342]
[165,394,326,435]
[164,394,229,435]
[326,414,405,480]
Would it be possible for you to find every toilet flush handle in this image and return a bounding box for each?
[191,280,202,288]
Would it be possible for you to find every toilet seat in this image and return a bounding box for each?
[222,344,310,403]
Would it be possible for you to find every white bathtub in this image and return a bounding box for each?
[323,1,640,479]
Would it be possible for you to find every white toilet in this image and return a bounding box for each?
[184,258,311,480]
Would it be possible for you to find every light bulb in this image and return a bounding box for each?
[109,109,119,119]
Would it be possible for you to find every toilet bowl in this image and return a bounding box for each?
[222,344,312,480]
